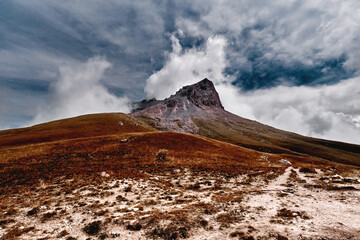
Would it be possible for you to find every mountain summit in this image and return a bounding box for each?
[132,78,223,113]
[131,79,225,132]
[172,78,224,109]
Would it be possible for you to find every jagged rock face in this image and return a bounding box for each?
[132,78,223,113]
[131,78,225,133]
[173,78,224,109]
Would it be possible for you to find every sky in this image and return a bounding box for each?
[1,0,359,144]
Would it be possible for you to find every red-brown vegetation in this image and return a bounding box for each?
[0,112,359,239]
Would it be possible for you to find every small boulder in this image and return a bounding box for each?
[299,167,316,173]
[100,172,110,178]
[83,221,102,235]
[155,150,168,162]
[127,221,142,231]
[27,207,39,216]
[279,159,292,165]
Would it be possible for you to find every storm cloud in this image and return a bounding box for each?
[1,0,359,143]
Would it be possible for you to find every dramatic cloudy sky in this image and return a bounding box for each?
[1,0,360,144]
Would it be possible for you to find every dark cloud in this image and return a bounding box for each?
[0,77,49,93]
[176,0,360,84]
[232,56,354,90]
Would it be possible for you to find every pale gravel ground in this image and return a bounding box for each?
[245,167,360,239]
[1,166,359,240]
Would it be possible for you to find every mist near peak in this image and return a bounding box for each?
[32,56,130,125]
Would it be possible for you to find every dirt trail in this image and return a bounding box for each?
[244,166,360,239]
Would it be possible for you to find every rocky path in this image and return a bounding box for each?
[243,166,360,239]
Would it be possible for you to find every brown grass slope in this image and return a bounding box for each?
[0,113,155,149]
[193,111,360,167]
[0,113,340,188]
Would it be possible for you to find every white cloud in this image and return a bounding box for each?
[215,84,255,119]
[219,78,360,144]
[145,33,232,99]
[32,56,130,124]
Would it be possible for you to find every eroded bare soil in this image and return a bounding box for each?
[1,164,359,240]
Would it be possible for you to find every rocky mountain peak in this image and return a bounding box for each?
[172,78,224,109]
[132,79,224,113]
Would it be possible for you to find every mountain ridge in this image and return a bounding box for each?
[0,78,359,168]
[131,78,360,166]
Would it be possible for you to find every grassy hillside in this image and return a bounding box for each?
[0,113,340,188]
[0,113,155,149]
[194,116,360,167]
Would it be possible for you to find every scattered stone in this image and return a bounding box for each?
[110,233,120,238]
[100,172,110,178]
[199,219,208,227]
[230,231,246,238]
[116,195,128,202]
[99,233,108,239]
[299,168,316,173]
[332,174,344,179]
[277,234,289,240]
[66,237,77,240]
[83,221,102,235]
[41,211,57,222]
[344,177,357,183]
[229,231,254,239]
[27,207,40,216]
[127,221,142,231]
[279,159,292,165]
[124,185,132,192]
[0,219,15,227]
[155,150,168,162]
[282,188,295,194]
[57,230,69,238]
[326,186,357,191]
[276,208,310,220]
